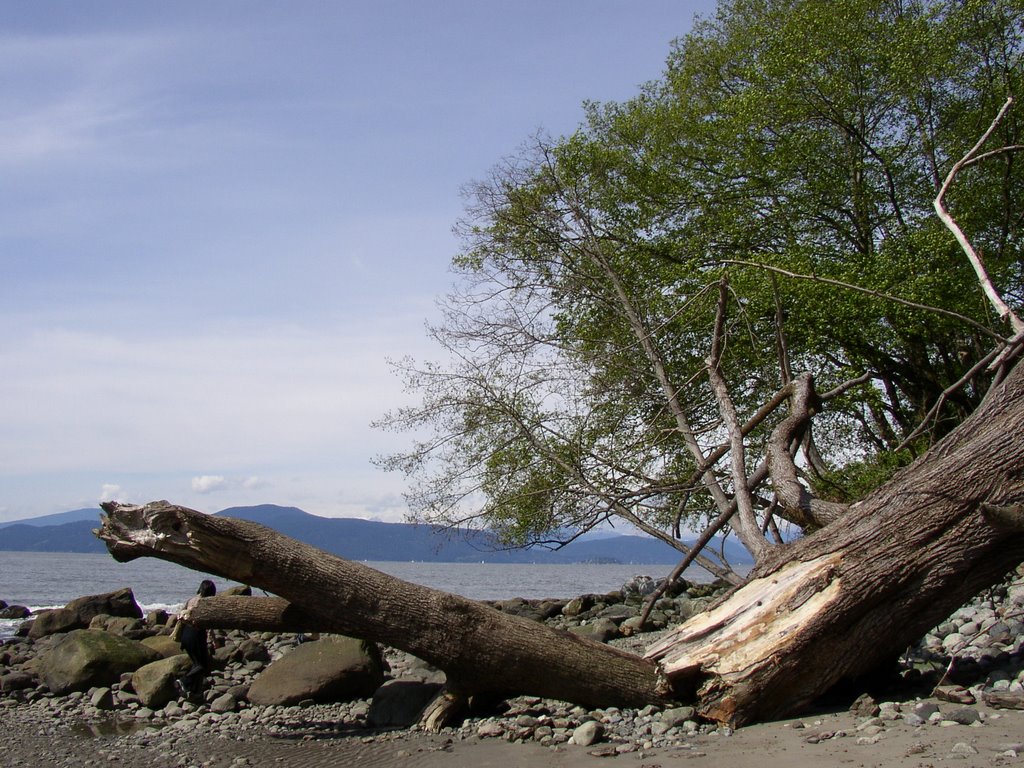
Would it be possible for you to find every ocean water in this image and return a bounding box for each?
[0,551,703,639]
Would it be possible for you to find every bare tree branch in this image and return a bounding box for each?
[934,96,1024,337]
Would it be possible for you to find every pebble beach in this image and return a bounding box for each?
[5,573,1024,768]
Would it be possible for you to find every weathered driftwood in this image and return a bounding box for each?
[95,500,671,712]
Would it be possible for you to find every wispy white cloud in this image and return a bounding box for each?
[99,483,124,502]
[191,475,226,494]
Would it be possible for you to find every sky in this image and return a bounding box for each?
[0,1,716,523]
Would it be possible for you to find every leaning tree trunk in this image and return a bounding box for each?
[95,361,1024,727]
[646,359,1024,725]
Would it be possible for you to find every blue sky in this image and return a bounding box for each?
[0,1,715,523]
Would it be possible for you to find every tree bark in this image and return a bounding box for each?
[95,363,1024,727]
[647,362,1024,725]
[95,500,670,711]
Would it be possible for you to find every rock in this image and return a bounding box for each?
[246,635,384,706]
[89,687,115,710]
[946,707,981,725]
[89,615,145,636]
[850,693,879,717]
[950,742,979,756]
[621,575,657,597]
[660,706,696,728]
[0,671,36,692]
[935,685,976,704]
[131,655,192,708]
[477,721,505,738]
[597,604,637,624]
[368,679,443,727]
[37,629,161,695]
[572,720,604,746]
[568,618,619,643]
[210,693,237,713]
[222,585,253,597]
[146,609,169,626]
[562,596,596,617]
[141,635,185,659]
[29,589,142,639]
[0,605,31,620]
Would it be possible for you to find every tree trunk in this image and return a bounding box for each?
[95,363,1024,727]
[648,360,1024,725]
[95,500,670,711]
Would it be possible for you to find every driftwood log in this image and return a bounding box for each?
[95,500,671,713]
[95,358,1024,727]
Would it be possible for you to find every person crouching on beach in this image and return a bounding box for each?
[172,579,216,699]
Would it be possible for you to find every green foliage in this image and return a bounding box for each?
[377,0,1024,568]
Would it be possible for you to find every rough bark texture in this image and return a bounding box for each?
[647,362,1024,725]
[94,501,671,710]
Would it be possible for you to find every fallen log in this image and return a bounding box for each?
[95,500,671,712]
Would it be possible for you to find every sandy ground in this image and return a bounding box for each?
[5,704,1024,768]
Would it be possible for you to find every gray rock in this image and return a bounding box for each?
[0,671,36,692]
[29,588,142,639]
[950,742,979,755]
[210,693,237,713]
[89,687,115,710]
[131,655,192,708]
[37,629,161,695]
[913,701,941,719]
[660,706,696,728]
[247,635,384,706]
[572,720,604,746]
[947,707,981,725]
[568,618,619,643]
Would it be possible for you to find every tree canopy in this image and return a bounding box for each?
[376,0,1024,582]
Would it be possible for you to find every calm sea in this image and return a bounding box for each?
[0,551,703,639]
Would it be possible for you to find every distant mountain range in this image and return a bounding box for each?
[0,504,753,566]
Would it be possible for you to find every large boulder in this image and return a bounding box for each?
[247,636,384,706]
[0,605,30,620]
[30,588,142,639]
[131,655,192,708]
[37,629,161,694]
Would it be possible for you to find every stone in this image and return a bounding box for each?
[141,635,185,659]
[37,629,161,695]
[477,721,505,738]
[29,589,142,639]
[849,693,879,717]
[210,693,237,713]
[0,605,31,620]
[368,679,443,727]
[950,742,979,756]
[660,706,696,728]
[0,671,36,692]
[568,618,619,643]
[90,687,115,710]
[572,720,604,747]
[131,655,192,708]
[246,635,384,706]
[946,707,981,725]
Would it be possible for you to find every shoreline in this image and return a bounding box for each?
[4,574,1024,767]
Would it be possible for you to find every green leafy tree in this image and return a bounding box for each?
[377,0,1023,581]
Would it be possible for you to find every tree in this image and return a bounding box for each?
[376,0,1023,581]
[97,0,1024,730]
